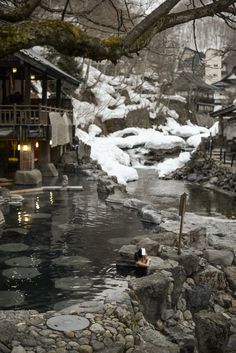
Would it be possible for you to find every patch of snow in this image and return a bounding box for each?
[88,124,102,138]
[155,152,191,178]
[162,95,187,103]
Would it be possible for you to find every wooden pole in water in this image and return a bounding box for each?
[178,192,187,255]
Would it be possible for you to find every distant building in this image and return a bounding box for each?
[173,72,217,119]
[213,66,236,105]
[178,47,205,78]
[204,49,222,85]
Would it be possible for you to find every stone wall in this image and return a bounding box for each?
[172,146,236,195]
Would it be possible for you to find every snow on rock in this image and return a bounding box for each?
[160,118,208,138]
[72,99,96,128]
[88,124,102,138]
[76,128,138,185]
[187,122,219,148]
[110,128,185,150]
[145,134,185,150]
[162,95,187,103]
[156,152,191,178]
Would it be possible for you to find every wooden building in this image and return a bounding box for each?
[211,104,236,146]
[0,48,79,183]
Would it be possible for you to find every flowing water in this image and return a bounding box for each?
[0,170,235,311]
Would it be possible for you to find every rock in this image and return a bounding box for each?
[123,199,148,210]
[194,264,227,290]
[139,206,163,225]
[12,347,27,353]
[150,231,178,247]
[61,175,68,187]
[98,343,125,353]
[0,209,4,225]
[185,284,214,314]
[89,323,105,334]
[163,325,195,353]
[203,249,234,267]
[119,245,137,260]
[139,327,180,353]
[159,248,200,277]
[195,311,230,353]
[0,321,17,345]
[178,253,200,277]
[224,267,236,291]
[136,238,159,256]
[187,173,198,182]
[79,345,93,353]
[188,227,207,250]
[40,163,58,177]
[129,272,171,323]
[171,266,187,307]
[14,169,42,185]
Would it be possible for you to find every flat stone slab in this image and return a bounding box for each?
[52,255,91,267]
[0,290,24,307]
[42,186,83,191]
[60,300,105,315]
[0,243,29,252]
[46,315,89,331]
[2,267,41,280]
[5,256,41,267]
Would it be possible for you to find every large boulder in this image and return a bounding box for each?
[0,320,17,352]
[150,231,178,247]
[14,169,42,185]
[129,272,171,323]
[40,162,58,177]
[224,266,236,291]
[0,209,4,225]
[195,311,230,353]
[119,244,137,260]
[194,265,227,290]
[164,325,195,353]
[123,198,148,210]
[77,141,91,163]
[135,238,159,256]
[185,284,214,314]
[137,327,179,353]
[139,206,163,225]
[203,249,234,267]
[187,227,207,250]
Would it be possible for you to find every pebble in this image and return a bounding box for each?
[0,300,141,353]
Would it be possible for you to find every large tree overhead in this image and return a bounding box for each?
[0,0,235,63]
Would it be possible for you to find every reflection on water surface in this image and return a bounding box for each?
[0,171,235,311]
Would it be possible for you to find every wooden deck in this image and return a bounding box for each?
[0,104,72,126]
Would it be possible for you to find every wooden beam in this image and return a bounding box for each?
[42,74,47,105]
[56,79,61,108]
[24,64,31,104]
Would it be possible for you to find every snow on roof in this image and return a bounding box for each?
[16,48,80,85]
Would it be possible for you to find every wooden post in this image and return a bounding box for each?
[178,192,187,255]
[42,74,48,106]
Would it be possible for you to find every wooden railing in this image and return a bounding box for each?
[0,104,73,125]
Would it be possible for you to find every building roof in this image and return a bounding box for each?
[210,104,236,117]
[213,66,236,88]
[15,48,80,86]
[174,72,216,91]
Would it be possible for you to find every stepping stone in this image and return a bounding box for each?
[52,256,91,267]
[0,243,29,252]
[5,256,40,267]
[54,277,92,291]
[46,315,89,332]
[2,267,41,280]
[0,290,24,307]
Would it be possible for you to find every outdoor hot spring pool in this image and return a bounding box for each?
[0,171,235,311]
